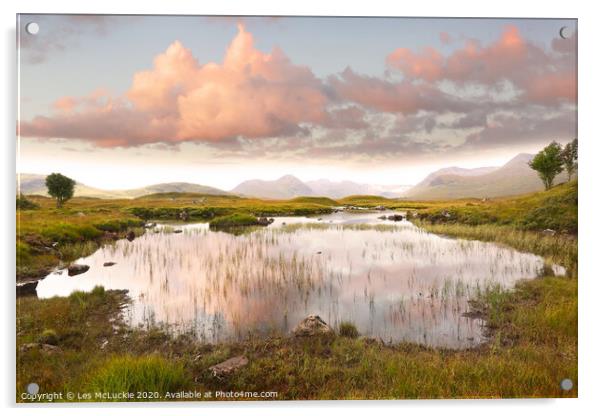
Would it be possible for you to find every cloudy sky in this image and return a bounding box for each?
[17,15,577,190]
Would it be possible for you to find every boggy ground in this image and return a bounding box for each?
[16,181,578,401]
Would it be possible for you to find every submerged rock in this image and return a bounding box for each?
[103,262,117,267]
[67,264,90,276]
[125,231,136,241]
[257,217,275,226]
[208,355,248,377]
[16,280,38,297]
[173,229,183,234]
[386,214,405,222]
[292,314,334,337]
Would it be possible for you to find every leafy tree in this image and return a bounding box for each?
[529,142,564,190]
[561,138,578,181]
[45,173,76,207]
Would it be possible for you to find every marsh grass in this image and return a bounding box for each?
[414,221,577,277]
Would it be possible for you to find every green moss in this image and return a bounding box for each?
[209,213,262,228]
[38,329,59,345]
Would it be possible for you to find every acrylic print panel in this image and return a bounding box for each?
[16,14,577,402]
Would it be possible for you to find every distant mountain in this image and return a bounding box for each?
[17,174,229,199]
[403,153,569,200]
[231,175,314,199]
[306,179,411,199]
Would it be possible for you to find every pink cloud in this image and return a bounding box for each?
[329,68,470,115]
[21,24,329,146]
[387,25,576,105]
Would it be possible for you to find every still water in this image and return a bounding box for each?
[37,212,564,348]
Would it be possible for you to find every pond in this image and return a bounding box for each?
[36,211,565,348]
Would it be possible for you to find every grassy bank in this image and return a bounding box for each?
[412,181,577,234]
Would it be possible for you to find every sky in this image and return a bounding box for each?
[17,15,577,190]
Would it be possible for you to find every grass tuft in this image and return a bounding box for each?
[339,321,360,338]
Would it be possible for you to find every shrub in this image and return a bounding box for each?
[86,355,190,399]
[39,329,59,345]
[339,321,360,338]
[16,196,39,210]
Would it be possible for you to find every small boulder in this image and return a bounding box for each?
[208,355,248,377]
[542,229,557,236]
[387,214,405,222]
[144,222,156,229]
[125,231,136,241]
[292,314,334,337]
[67,264,90,276]
[16,280,38,297]
[173,229,183,234]
[103,262,117,267]
[178,211,190,221]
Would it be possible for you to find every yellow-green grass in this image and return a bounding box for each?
[413,181,577,234]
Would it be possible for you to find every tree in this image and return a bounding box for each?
[561,138,578,181]
[529,142,564,190]
[45,173,75,207]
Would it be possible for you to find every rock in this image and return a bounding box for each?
[76,212,86,217]
[19,343,39,353]
[67,264,90,276]
[374,205,386,211]
[542,229,557,236]
[257,217,275,226]
[103,262,116,267]
[208,355,248,377]
[386,214,405,222]
[292,314,334,337]
[144,222,156,229]
[178,211,190,221]
[51,241,59,247]
[173,229,183,234]
[100,339,109,350]
[378,215,387,220]
[19,343,60,354]
[125,231,136,241]
[16,280,38,297]
[40,344,60,353]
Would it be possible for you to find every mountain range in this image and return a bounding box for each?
[402,153,569,200]
[18,153,564,200]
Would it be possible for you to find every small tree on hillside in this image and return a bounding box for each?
[45,173,76,208]
[529,142,564,191]
[561,138,578,181]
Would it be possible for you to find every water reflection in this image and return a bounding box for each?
[36,212,564,348]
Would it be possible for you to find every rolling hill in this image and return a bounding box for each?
[17,174,229,199]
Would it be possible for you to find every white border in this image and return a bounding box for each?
[2,1,600,415]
